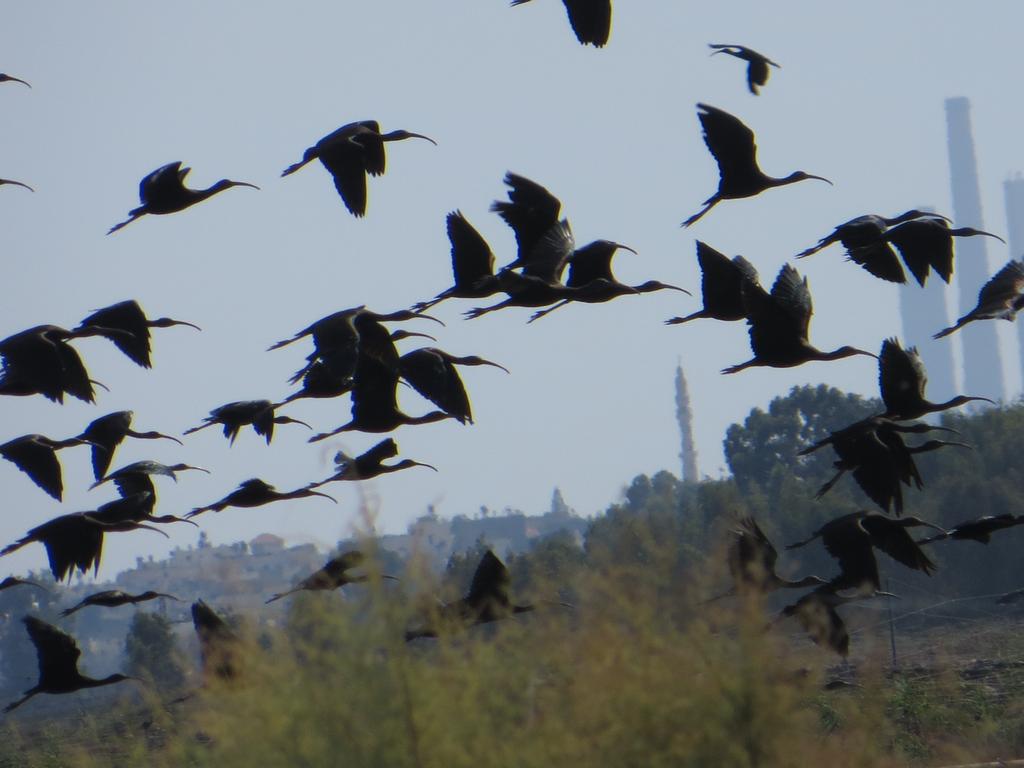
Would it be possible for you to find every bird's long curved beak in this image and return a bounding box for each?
[183,465,211,474]
[150,514,201,528]
[168,319,203,332]
[616,244,638,255]
[306,490,337,503]
[413,311,445,326]
[979,230,1007,244]
[4,76,30,87]
[279,416,313,430]
[408,132,438,146]
[411,461,439,472]
[471,357,511,374]
[809,175,833,185]
[154,432,185,446]
[0,178,34,191]
[229,181,260,190]
[659,283,693,295]
[394,331,437,343]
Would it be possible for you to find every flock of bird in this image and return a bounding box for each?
[4,4,1024,713]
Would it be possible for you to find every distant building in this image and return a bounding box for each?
[945,97,1004,401]
[1003,174,1024,392]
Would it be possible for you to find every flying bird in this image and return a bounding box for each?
[916,514,1024,546]
[721,516,826,596]
[184,400,310,445]
[708,44,779,94]
[0,433,94,501]
[883,217,1006,286]
[413,211,504,311]
[187,478,335,519]
[107,161,258,235]
[191,600,240,682]
[776,587,894,657]
[876,337,992,420]
[405,550,541,640]
[398,347,509,424]
[4,617,136,712]
[682,104,831,227]
[308,439,437,487]
[934,259,1024,339]
[795,210,948,284]
[60,589,180,618]
[76,410,183,481]
[510,0,612,47]
[281,120,436,217]
[266,550,397,603]
[722,264,875,374]
[75,300,200,369]
[0,576,46,592]
[666,241,759,325]
[0,493,187,582]
[91,460,209,507]
[786,511,940,594]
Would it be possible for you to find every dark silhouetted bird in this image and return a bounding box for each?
[191,600,239,682]
[916,514,1024,546]
[723,516,826,596]
[414,211,504,311]
[666,241,759,325]
[682,104,831,227]
[776,587,894,657]
[187,479,335,519]
[281,121,436,217]
[4,617,136,712]
[75,299,200,369]
[884,217,1006,286]
[877,337,992,420]
[271,306,440,386]
[0,178,33,191]
[510,0,612,47]
[0,73,30,87]
[0,492,187,582]
[787,511,940,594]
[722,265,875,374]
[184,400,310,445]
[60,589,180,618]
[528,240,689,322]
[266,550,397,603]
[309,326,458,440]
[0,324,123,403]
[405,550,539,640]
[709,44,779,94]
[0,433,94,500]
[800,417,969,515]
[76,411,182,481]
[795,210,948,284]
[91,460,209,508]
[398,347,509,424]
[934,259,1024,339]
[107,162,258,235]
[0,576,45,592]
[309,438,436,487]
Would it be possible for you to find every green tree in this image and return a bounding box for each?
[124,612,185,690]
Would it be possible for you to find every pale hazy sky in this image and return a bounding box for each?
[2,2,1023,578]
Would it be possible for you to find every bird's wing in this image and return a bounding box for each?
[326,550,366,574]
[112,472,156,499]
[976,260,1024,313]
[467,550,511,605]
[355,438,399,468]
[878,338,927,414]
[819,517,880,591]
[861,517,936,575]
[350,353,400,425]
[400,349,471,423]
[77,301,152,368]
[695,242,754,318]
[747,58,769,94]
[846,242,906,284]
[886,221,941,287]
[562,0,611,47]
[54,342,96,404]
[447,211,495,287]
[318,143,369,217]
[2,439,63,500]
[0,332,65,402]
[24,617,82,687]
[769,265,813,340]
[351,120,386,176]
[490,172,563,266]
[565,241,618,287]
[139,162,185,205]
[696,104,759,191]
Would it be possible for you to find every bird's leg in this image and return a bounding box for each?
[3,687,40,713]
[107,209,146,236]
[528,301,570,323]
[681,198,720,228]
[721,359,758,375]
[814,469,846,500]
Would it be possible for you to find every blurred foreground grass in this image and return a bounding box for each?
[2,547,1023,768]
